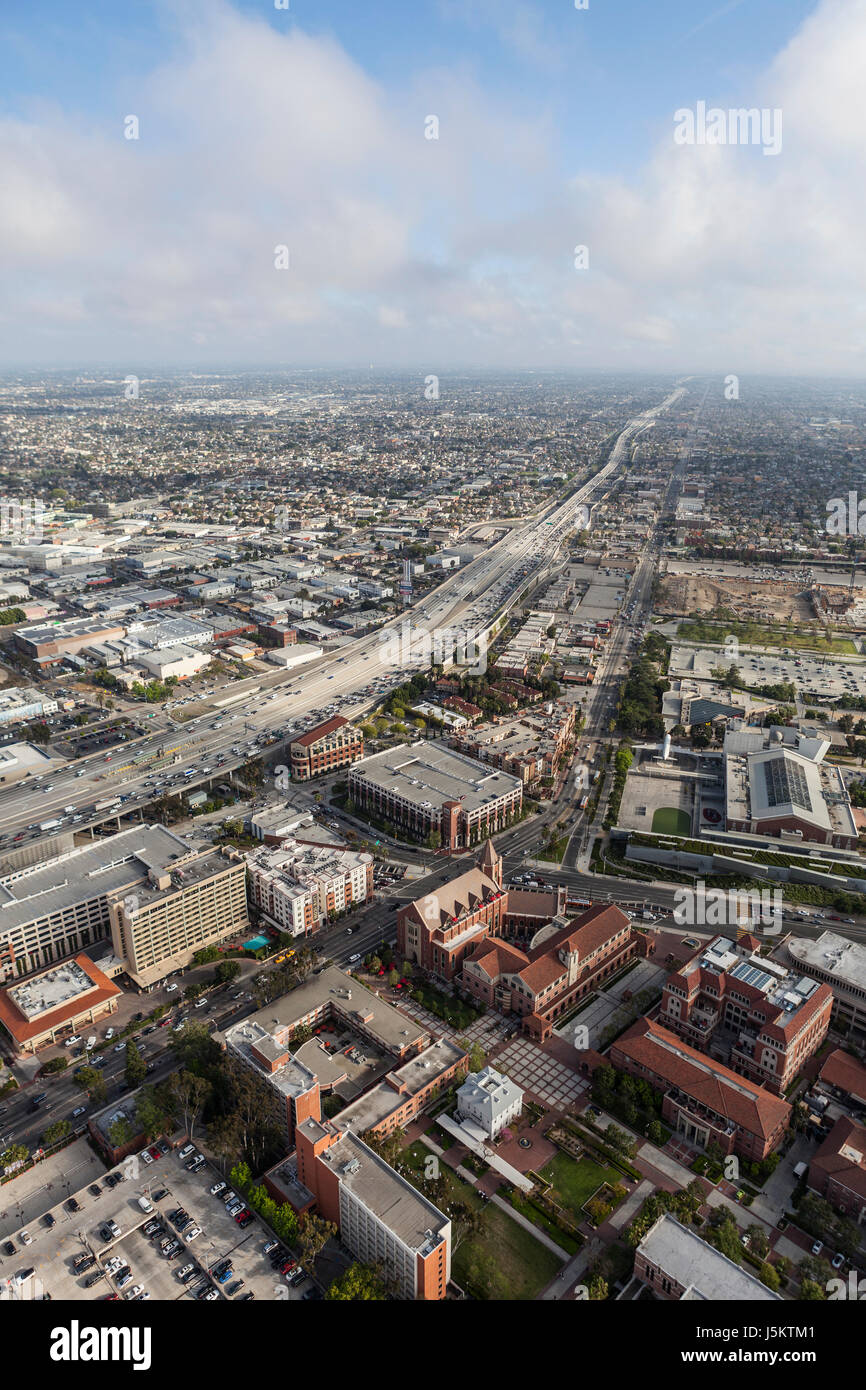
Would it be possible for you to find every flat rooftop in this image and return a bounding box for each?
[349,741,522,814]
[638,1213,781,1300]
[8,957,97,1019]
[785,930,866,994]
[0,824,195,938]
[219,965,428,1062]
[315,1127,449,1253]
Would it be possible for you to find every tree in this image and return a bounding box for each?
[125,1038,146,1089]
[108,1116,136,1149]
[136,1085,175,1142]
[0,1142,29,1169]
[759,1262,781,1291]
[467,1042,486,1073]
[388,968,399,988]
[449,1200,483,1256]
[167,1070,211,1143]
[74,1066,107,1104]
[215,959,241,985]
[745,1224,769,1260]
[326,1263,387,1301]
[297,1213,337,1271]
[587,1274,609,1301]
[170,1020,221,1076]
[42,1119,71,1147]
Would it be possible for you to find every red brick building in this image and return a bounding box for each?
[808,1115,866,1222]
[612,1016,791,1161]
[289,716,364,781]
[660,935,832,1096]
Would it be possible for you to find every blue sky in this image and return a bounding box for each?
[0,0,860,372]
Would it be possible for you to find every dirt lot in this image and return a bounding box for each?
[659,573,825,622]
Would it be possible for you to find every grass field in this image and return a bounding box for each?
[677,618,857,656]
[402,1141,562,1299]
[652,806,691,835]
[541,1152,622,1216]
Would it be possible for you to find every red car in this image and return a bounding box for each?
[234,1208,251,1223]
[279,1259,295,1274]
[148,1145,161,1161]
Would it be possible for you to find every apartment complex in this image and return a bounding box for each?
[450,700,576,785]
[295,1120,451,1300]
[661,935,832,1096]
[611,1016,792,1161]
[245,837,373,937]
[634,1214,782,1300]
[0,824,201,982]
[107,847,249,989]
[784,930,866,1046]
[219,966,430,1143]
[289,716,364,781]
[348,742,523,850]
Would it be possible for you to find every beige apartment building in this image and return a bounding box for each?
[108,848,249,989]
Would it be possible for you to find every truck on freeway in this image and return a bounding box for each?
[94,798,122,812]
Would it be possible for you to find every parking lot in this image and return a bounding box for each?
[2,1142,311,1302]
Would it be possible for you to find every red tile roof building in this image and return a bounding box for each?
[0,953,120,1056]
[289,716,364,781]
[611,1016,791,1161]
[808,1115,866,1221]
[399,842,649,1038]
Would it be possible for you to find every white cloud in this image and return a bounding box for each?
[0,0,863,371]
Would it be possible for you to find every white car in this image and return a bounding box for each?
[142,1150,154,1165]
[20,1231,32,1245]
[114,1042,127,1052]
[125,1285,145,1300]
[349,953,361,963]
[105,1028,115,1040]
[185,1226,201,1241]
[165,983,178,993]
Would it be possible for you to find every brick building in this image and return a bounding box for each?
[660,934,832,1096]
[808,1115,866,1223]
[611,1016,791,1162]
[289,716,364,781]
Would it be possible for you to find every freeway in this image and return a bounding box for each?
[0,387,685,851]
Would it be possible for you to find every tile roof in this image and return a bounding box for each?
[613,1016,791,1141]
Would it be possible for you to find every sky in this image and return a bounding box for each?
[0,0,862,375]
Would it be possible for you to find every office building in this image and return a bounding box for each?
[349,742,522,849]
[289,716,364,780]
[634,1214,782,1300]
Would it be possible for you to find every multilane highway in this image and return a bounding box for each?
[0,388,684,849]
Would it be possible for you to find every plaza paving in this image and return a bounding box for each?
[494,1038,587,1108]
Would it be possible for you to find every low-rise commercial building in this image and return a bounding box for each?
[0,953,120,1055]
[783,930,866,1046]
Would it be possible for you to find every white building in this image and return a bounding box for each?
[0,687,58,726]
[456,1065,523,1139]
[138,644,211,681]
[245,838,372,936]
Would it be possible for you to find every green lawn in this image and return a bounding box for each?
[652,806,691,835]
[541,1152,622,1216]
[403,1142,562,1299]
